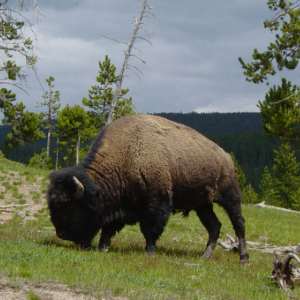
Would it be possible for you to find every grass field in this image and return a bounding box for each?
[0,156,300,299]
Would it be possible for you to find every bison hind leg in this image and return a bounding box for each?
[220,189,249,264]
[196,203,222,259]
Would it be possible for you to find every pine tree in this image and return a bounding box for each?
[257,78,300,144]
[230,152,246,190]
[82,55,134,134]
[239,1,300,85]
[0,1,40,92]
[56,104,94,166]
[230,152,258,204]
[272,142,300,208]
[242,183,259,204]
[0,89,45,152]
[36,76,61,161]
[259,166,274,204]
[239,1,300,144]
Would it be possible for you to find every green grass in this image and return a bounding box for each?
[0,156,300,299]
[0,206,300,300]
[0,155,49,179]
[27,291,42,300]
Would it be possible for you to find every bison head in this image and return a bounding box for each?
[47,169,101,249]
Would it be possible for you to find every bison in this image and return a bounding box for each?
[47,114,249,263]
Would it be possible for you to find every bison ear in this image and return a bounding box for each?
[73,176,84,199]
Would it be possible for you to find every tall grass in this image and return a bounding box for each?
[0,156,300,299]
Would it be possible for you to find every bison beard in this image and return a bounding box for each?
[47,114,249,264]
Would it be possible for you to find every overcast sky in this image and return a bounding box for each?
[11,0,296,115]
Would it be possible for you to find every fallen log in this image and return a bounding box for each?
[250,244,300,255]
[218,235,300,255]
[218,234,300,290]
[254,201,300,214]
[269,253,300,290]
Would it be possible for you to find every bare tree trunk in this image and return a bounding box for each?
[55,136,59,170]
[107,0,150,125]
[46,127,51,160]
[76,132,80,165]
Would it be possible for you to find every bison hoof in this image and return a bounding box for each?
[145,251,156,257]
[145,245,156,255]
[99,248,109,253]
[201,252,212,259]
[239,253,250,264]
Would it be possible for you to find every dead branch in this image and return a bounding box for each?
[254,201,300,214]
[218,234,300,290]
[106,0,154,124]
[270,92,299,105]
[218,234,239,252]
[269,253,300,290]
[0,204,29,211]
[218,234,300,255]
[249,245,300,255]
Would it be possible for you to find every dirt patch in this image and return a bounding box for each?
[0,277,128,300]
[0,171,47,222]
[0,283,98,300]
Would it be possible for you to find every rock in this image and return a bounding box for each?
[17,212,25,219]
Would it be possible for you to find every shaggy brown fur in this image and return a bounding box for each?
[47,114,249,263]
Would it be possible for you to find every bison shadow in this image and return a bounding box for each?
[39,237,204,258]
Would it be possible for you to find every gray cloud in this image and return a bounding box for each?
[10,0,294,115]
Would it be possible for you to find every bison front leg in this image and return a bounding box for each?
[140,210,170,254]
[98,222,125,252]
[196,203,222,259]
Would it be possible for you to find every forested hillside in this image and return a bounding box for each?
[0,112,281,191]
[155,112,263,134]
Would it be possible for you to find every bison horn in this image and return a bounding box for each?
[73,176,84,199]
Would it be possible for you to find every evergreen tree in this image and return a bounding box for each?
[242,183,259,204]
[0,1,39,92]
[259,166,274,204]
[290,188,300,211]
[258,78,300,144]
[230,152,246,190]
[82,55,134,134]
[56,104,93,166]
[272,142,300,208]
[29,149,53,170]
[239,1,300,85]
[230,152,258,204]
[0,89,45,152]
[37,76,61,160]
[239,1,300,144]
